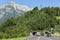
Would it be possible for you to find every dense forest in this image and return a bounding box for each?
[0,7,60,38]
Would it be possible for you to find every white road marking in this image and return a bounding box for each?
[49,38,54,40]
[38,37,40,40]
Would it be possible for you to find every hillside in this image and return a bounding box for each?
[0,7,59,38]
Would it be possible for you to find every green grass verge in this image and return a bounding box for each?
[1,36,30,40]
[56,16,60,20]
[51,34,60,37]
[1,37,22,40]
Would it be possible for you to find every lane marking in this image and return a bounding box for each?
[38,37,40,40]
[50,39,52,40]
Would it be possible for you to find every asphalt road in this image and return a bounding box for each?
[49,37,60,40]
[23,36,60,40]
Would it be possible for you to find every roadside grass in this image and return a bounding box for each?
[56,16,60,20]
[1,37,30,40]
[1,37,23,40]
[51,34,60,37]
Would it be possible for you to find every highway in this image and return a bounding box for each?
[23,36,60,40]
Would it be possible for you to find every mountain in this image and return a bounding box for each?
[0,7,57,38]
[0,2,31,23]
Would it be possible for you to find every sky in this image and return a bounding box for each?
[0,0,60,8]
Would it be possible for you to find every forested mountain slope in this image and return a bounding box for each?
[0,7,60,38]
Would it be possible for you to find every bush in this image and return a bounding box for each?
[17,33,29,37]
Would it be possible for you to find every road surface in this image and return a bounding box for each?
[23,36,60,40]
